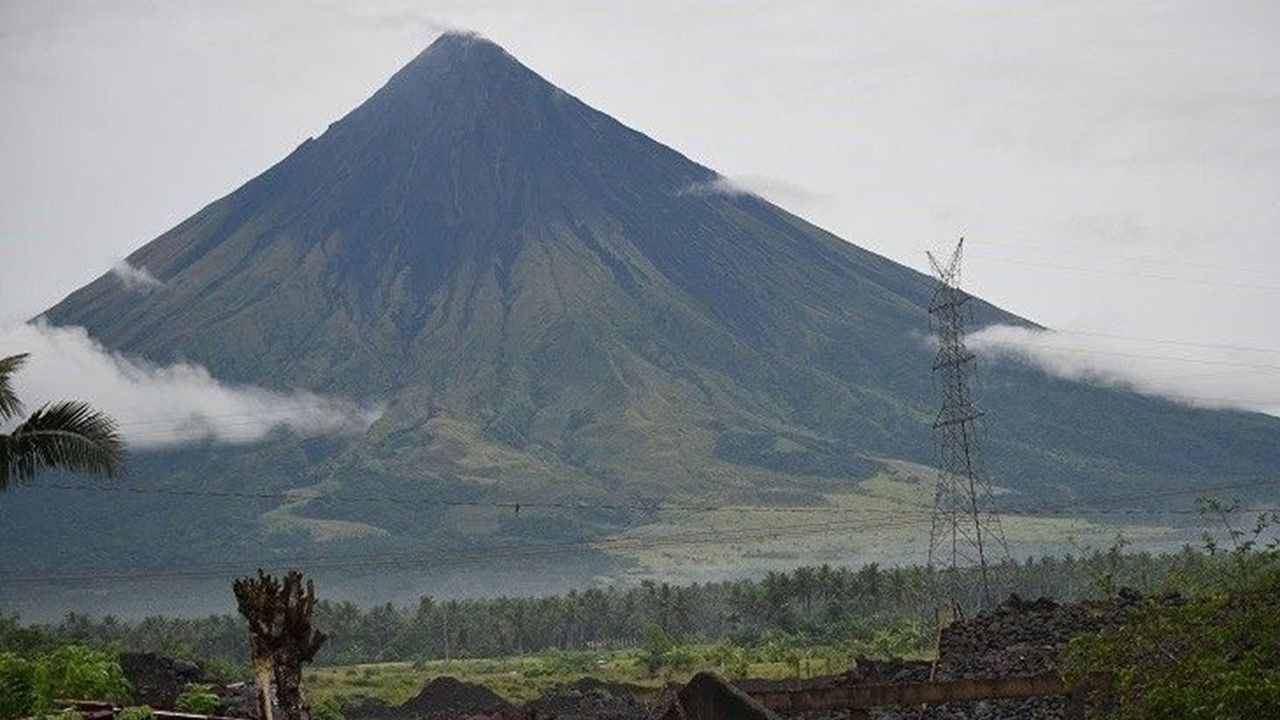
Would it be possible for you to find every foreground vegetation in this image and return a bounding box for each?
[3,508,1276,717]
[2,546,1197,673]
[0,351,124,491]
[1062,504,1280,718]
[0,645,130,719]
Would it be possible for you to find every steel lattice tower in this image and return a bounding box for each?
[926,239,1009,606]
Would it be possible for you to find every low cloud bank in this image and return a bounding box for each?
[970,324,1280,417]
[110,260,164,293]
[678,175,820,206]
[2,322,381,448]
[680,176,751,198]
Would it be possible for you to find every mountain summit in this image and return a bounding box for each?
[44,32,754,395]
[27,34,1280,580]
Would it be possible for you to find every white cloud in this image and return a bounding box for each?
[970,324,1280,418]
[677,174,819,207]
[2,322,381,448]
[679,176,750,198]
[110,260,164,293]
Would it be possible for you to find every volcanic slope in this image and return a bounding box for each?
[30,34,1280,561]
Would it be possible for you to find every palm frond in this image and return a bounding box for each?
[0,400,125,489]
[0,353,29,422]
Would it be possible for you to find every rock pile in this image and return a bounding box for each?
[657,672,781,720]
[118,652,222,710]
[839,656,934,686]
[935,594,1102,682]
[401,676,511,719]
[871,590,1181,720]
[342,676,652,720]
[496,678,649,719]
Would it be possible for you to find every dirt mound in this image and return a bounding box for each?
[119,652,220,710]
[732,656,933,700]
[341,695,399,720]
[658,672,781,720]
[566,677,650,699]
[498,678,649,720]
[866,590,1184,719]
[400,676,511,719]
[840,656,933,686]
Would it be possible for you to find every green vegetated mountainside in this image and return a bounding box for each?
[12,34,1280,580]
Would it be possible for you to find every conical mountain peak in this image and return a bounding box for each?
[44,34,721,388]
[333,32,556,139]
[25,32,1280,593]
[381,32,543,98]
[314,31,705,207]
[417,31,517,69]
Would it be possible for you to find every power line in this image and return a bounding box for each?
[10,498,1275,586]
[7,477,1278,586]
[0,515,912,585]
[108,343,1280,438]
[117,382,1280,444]
[969,254,1280,291]
[112,406,355,428]
[980,343,1280,372]
[28,476,1280,516]
[1046,329,1280,355]
[965,238,1275,278]
[25,481,895,514]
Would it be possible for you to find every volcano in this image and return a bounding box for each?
[14,34,1280,590]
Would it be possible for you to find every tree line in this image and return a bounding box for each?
[0,545,1223,673]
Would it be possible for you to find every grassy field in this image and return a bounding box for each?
[603,469,1178,584]
[304,643,923,706]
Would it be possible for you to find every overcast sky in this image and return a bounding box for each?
[2,0,1279,418]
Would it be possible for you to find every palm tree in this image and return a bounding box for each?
[0,352,124,490]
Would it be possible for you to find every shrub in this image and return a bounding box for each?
[1061,508,1280,718]
[42,646,130,699]
[116,706,155,720]
[1064,570,1280,718]
[0,652,35,719]
[638,625,697,676]
[313,696,344,720]
[174,684,220,715]
[23,645,131,716]
[523,649,596,678]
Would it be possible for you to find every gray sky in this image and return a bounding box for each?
[2,0,1279,420]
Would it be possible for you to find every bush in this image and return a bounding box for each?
[37,645,131,707]
[313,696,344,720]
[661,644,697,674]
[706,644,751,679]
[2,645,132,717]
[174,684,219,715]
[638,625,697,676]
[523,649,597,678]
[0,652,35,719]
[1064,570,1280,718]
[1062,508,1280,718]
[116,706,155,720]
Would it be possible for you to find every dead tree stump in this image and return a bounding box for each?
[234,569,328,720]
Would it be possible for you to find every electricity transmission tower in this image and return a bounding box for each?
[926,239,1009,607]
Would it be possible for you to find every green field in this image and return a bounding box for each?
[303,642,925,706]
[604,469,1178,584]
